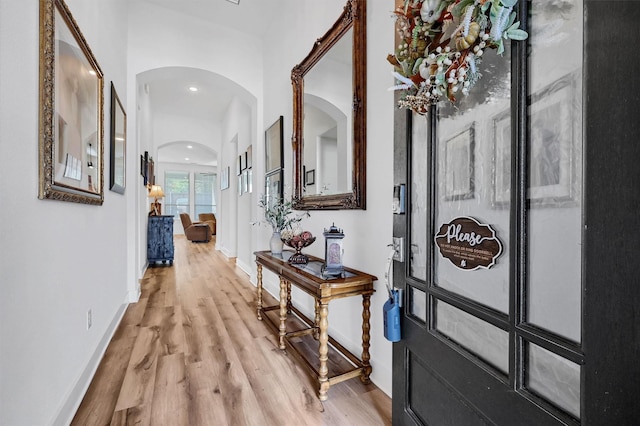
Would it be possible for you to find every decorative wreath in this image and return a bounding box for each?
[388,0,528,114]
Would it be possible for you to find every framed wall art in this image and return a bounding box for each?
[221,166,230,190]
[39,0,104,205]
[306,169,315,186]
[443,124,475,201]
[147,157,155,186]
[140,153,147,185]
[109,83,126,194]
[265,169,283,209]
[492,110,511,207]
[527,73,578,206]
[265,116,283,173]
[492,72,579,208]
[246,145,252,169]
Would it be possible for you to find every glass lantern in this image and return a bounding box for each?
[322,223,345,278]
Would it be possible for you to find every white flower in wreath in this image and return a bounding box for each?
[420,0,446,24]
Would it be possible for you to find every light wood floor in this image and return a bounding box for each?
[72,236,392,426]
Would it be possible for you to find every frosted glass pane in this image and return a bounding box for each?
[436,301,508,373]
[410,112,428,281]
[528,343,581,419]
[433,45,511,313]
[409,286,426,323]
[527,0,583,343]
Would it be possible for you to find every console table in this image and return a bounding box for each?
[254,250,377,401]
[147,215,174,265]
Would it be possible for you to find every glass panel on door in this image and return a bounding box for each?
[433,45,512,314]
[410,112,429,282]
[527,342,581,419]
[527,0,583,343]
[435,300,509,373]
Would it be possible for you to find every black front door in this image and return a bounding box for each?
[392,1,640,424]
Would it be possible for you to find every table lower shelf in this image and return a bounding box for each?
[260,305,370,393]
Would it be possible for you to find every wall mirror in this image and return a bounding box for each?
[292,0,366,210]
[39,0,104,205]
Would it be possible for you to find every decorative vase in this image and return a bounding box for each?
[270,231,284,255]
[282,233,316,265]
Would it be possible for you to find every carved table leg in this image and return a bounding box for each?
[361,294,372,384]
[256,263,263,320]
[313,298,320,340]
[286,280,292,314]
[279,276,287,350]
[318,301,330,401]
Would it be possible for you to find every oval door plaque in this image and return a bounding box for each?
[434,216,503,271]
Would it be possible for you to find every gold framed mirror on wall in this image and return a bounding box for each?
[291,0,366,210]
[38,0,104,205]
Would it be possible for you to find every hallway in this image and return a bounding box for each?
[72,236,391,425]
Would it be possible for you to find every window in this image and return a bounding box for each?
[164,171,189,217]
[195,172,216,216]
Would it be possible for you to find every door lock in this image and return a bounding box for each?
[392,237,405,262]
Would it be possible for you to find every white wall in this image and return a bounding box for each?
[0,0,130,424]
[258,0,396,396]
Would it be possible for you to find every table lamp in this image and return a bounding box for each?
[148,185,164,216]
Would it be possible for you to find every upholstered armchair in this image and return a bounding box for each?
[179,213,211,243]
[198,213,216,235]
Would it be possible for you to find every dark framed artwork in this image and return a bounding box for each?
[306,169,315,186]
[109,83,126,194]
[265,116,283,173]
[147,156,155,186]
[38,0,104,205]
[443,124,475,201]
[140,154,146,184]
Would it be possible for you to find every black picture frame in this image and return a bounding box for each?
[306,169,315,186]
[142,151,149,186]
[109,83,126,194]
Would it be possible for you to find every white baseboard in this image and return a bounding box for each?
[51,301,128,426]
[236,258,252,276]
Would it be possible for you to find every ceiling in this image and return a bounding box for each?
[138,0,284,37]
[135,0,284,166]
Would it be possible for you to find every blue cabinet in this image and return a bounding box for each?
[147,215,174,265]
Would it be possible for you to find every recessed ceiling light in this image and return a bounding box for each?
[187,145,193,149]
[185,157,190,161]
[188,86,198,92]
[226,0,240,4]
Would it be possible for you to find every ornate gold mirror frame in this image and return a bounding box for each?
[39,0,104,205]
[292,0,366,210]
